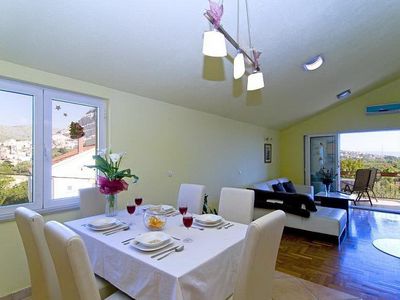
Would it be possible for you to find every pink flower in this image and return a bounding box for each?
[98,176,128,195]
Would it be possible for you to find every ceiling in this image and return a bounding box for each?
[1,1,400,129]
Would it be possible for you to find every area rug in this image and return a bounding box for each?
[373,238,400,258]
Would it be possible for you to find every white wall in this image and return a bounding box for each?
[0,59,279,297]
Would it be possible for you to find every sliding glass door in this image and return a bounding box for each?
[305,134,340,193]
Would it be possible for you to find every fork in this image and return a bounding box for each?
[217,222,231,230]
[103,225,129,236]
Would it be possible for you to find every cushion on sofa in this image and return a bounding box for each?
[251,189,317,217]
[263,201,310,218]
[272,183,285,192]
[282,181,297,193]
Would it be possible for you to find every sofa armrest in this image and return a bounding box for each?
[294,184,314,199]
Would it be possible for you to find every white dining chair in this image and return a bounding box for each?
[15,207,62,300]
[44,221,132,300]
[15,207,117,300]
[79,187,105,217]
[218,187,255,224]
[229,210,286,300]
[177,183,206,214]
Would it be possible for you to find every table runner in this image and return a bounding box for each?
[66,211,247,300]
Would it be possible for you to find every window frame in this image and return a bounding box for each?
[43,89,106,209]
[0,78,106,221]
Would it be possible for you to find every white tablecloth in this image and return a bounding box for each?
[65,211,248,300]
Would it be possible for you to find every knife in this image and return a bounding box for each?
[103,225,129,235]
[150,245,179,258]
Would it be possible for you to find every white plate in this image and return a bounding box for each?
[89,217,117,228]
[130,240,174,252]
[135,232,171,247]
[148,205,175,214]
[194,219,224,227]
[195,214,222,224]
[87,222,121,231]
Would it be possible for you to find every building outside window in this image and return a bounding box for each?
[0,78,106,219]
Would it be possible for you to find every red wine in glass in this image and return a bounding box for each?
[179,206,188,215]
[183,215,193,228]
[135,197,143,206]
[127,205,136,215]
[182,214,193,243]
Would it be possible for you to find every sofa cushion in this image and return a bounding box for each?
[272,183,285,192]
[263,201,309,217]
[251,189,317,215]
[283,181,296,193]
[251,182,272,191]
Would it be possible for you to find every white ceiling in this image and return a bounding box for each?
[1,1,400,129]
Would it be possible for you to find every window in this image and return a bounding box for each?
[0,78,105,219]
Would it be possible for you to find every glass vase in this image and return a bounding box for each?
[324,184,331,194]
[105,194,118,217]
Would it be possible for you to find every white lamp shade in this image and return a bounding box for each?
[233,52,245,79]
[202,31,227,57]
[247,71,264,91]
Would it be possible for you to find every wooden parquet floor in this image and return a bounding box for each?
[276,209,400,299]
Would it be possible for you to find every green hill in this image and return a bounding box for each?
[0,125,32,142]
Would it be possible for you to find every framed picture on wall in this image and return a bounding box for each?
[264,143,272,163]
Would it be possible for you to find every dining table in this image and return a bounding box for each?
[65,209,248,300]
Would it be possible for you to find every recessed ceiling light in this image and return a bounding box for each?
[303,55,324,71]
[336,89,351,100]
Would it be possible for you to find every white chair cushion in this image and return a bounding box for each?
[218,188,254,224]
[80,187,104,218]
[233,210,286,300]
[177,183,206,215]
[15,207,62,300]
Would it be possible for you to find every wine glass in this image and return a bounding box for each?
[126,199,136,225]
[179,200,188,215]
[182,213,193,243]
[135,197,143,214]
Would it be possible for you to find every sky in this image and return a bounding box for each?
[340,131,400,156]
[0,90,94,129]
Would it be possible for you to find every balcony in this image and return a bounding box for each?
[340,172,400,211]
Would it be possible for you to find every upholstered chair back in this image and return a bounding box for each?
[79,187,104,218]
[44,221,101,300]
[177,183,206,214]
[233,210,286,300]
[15,207,62,300]
[218,188,254,224]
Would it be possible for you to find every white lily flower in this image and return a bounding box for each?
[97,148,107,156]
[109,153,121,163]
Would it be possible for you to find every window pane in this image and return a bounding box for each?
[52,100,97,199]
[0,90,33,206]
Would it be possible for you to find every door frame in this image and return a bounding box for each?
[304,133,341,191]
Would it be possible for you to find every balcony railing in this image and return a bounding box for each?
[340,173,400,200]
[0,173,95,206]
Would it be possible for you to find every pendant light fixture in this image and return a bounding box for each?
[233,0,245,79]
[202,31,227,57]
[202,1,227,57]
[202,0,265,91]
[247,69,265,91]
[234,51,245,79]
[247,49,264,91]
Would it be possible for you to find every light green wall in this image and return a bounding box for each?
[0,60,279,296]
[280,77,400,184]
